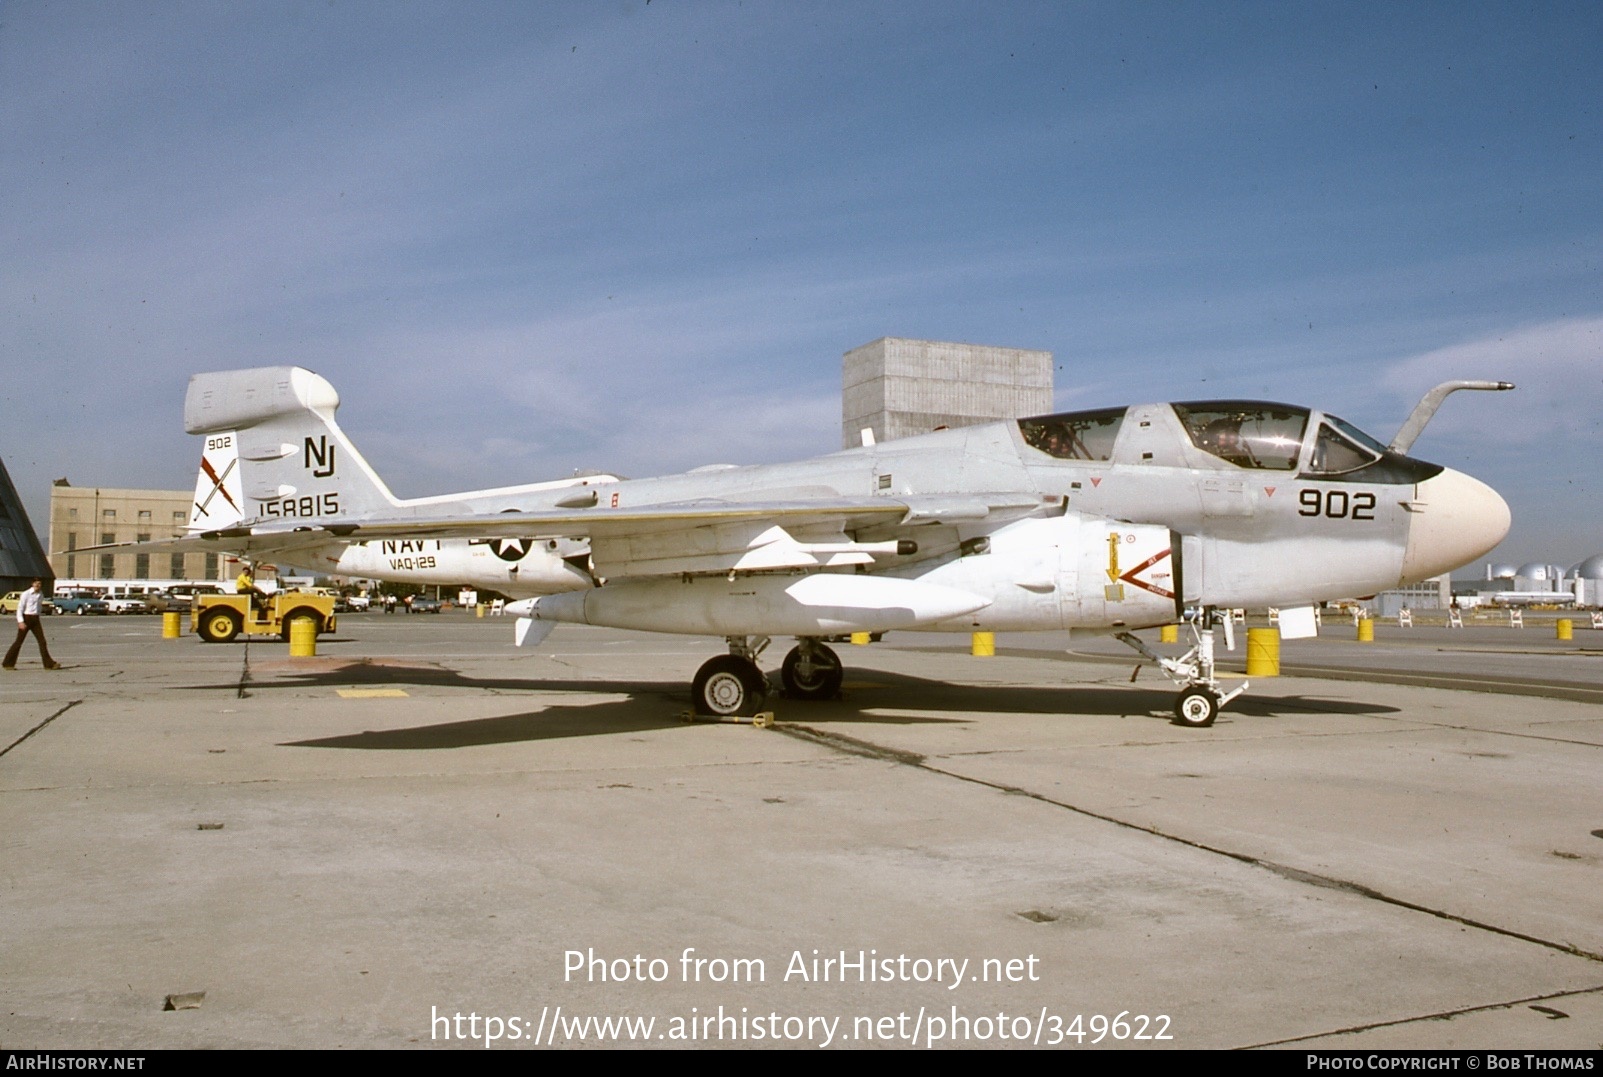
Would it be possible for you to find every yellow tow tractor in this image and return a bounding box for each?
[192,591,338,643]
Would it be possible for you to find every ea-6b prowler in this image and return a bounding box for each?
[170,366,1511,726]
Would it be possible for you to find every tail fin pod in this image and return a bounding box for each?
[184,367,400,526]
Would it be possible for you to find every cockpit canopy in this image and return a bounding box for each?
[1171,402,1306,470]
[1017,407,1127,461]
[1306,415,1392,476]
[1019,401,1439,483]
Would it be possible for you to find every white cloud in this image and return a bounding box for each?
[354,384,840,500]
[1374,317,1603,566]
[1382,316,1603,445]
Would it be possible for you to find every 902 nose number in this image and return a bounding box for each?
[1299,489,1375,520]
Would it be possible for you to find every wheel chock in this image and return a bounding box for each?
[678,709,777,727]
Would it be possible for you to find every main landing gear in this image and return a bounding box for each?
[1117,608,1248,728]
[780,639,843,701]
[692,636,771,718]
[690,636,847,718]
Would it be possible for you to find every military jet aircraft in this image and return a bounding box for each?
[167,365,1511,727]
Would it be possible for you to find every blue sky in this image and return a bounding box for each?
[3,1,1599,566]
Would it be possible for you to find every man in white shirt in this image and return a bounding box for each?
[4,580,60,670]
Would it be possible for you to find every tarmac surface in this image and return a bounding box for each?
[2,611,1600,1050]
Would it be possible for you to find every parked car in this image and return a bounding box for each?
[103,595,152,615]
[0,591,56,615]
[157,583,226,612]
[346,594,372,611]
[51,590,109,616]
[407,595,443,614]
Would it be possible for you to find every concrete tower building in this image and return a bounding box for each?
[842,337,1053,448]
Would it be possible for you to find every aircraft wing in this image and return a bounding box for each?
[163,493,1049,577]
[70,529,347,561]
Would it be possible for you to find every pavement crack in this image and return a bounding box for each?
[1242,984,1603,1048]
[775,723,926,766]
[1377,717,1603,751]
[1271,663,1603,707]
[237,639,252,699]
[0,700,83,759]
[779,721,1603,965]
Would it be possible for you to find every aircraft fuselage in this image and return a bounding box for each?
[172,366,1514,725]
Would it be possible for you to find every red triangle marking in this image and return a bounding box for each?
[1264,486,1276,497]
[1090,477,1102,488]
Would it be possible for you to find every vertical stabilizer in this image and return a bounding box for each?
[183,367,400,527]
[188,432,246,531]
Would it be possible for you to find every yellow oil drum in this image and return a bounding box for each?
[1245,627,1280,676]
[289,616,318,657]
[1159,624,1178,644]
[850,631,871,646]
[1557,618,1573,641]
[1357,618,1374,642]
[162,611,181,639]
[971,631,996,657]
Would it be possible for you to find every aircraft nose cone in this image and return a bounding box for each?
[1400,469,1511,583]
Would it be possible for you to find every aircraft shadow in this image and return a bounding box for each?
[284,697,690,749]
[812,673,1397,722]
[244,661,1398,751]
[176,660,666,696]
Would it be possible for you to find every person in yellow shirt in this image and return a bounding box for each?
[235,566,268,614]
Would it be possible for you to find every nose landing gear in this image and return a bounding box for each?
[1173,685,1222,727]
[1117,608,1247,727]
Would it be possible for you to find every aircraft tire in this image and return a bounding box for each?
[693,655,767,718]
[1173,687,1220,727]
[780,644,843,701]
[198,609,241,644]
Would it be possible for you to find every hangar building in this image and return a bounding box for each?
[0,456,54,593]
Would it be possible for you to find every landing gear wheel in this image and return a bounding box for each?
[198,609,241,644]
[1173,687,1220,727]
[780,644,843,700]
[693,655,768,717]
